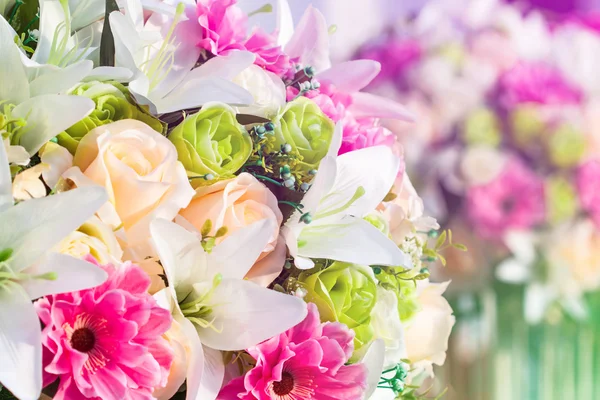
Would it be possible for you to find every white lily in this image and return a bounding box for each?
[150,218,307,400]
[109,0,254,114]
[0,15,95,159]
[0,143,109,400]
[283,124,413,270]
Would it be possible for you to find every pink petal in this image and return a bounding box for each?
[348,92,416,122]
[317,60,381,92]
[284,5,330,72]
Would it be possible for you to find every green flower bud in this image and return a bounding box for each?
[58,81,165,154]
[547,124,585,167]
[299,262,377,352]
[169,103,252,180]
[364,211,390,236]
[462,107,501,147]
[273,97,335,171]
[545,176,578,224]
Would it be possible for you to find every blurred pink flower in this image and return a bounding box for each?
[218,303,367,400]
[499,62,583,107]
[36,258,173,400]
[356,37,422,87]
[577,160,600,228]
[195,0,290,75]
[466,158,545,238]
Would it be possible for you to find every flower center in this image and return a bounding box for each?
[70,327,96,352]
[272,372,295,396]
[501,197,516,213]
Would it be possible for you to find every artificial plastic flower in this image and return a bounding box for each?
[218,303,368,400]
[150,218,307,400]
[283,129,412,270]
[36,258,173,399]
[0,144,109,400]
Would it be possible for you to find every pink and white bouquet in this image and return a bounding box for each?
[357,0,600,323]
[0,0,454,399]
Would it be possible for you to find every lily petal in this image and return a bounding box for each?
[317,60,381,93]
[284,5,331,73]
[189,51,256,81]
[0,142,12,212]
[276,0,294,46]
[21,253,108,300]
[0,282,42,400]
[0,186,107,273]
[28,61,94,97]
[198,346,225,400]
[178,316,205,400]
[200,279,307,351]
[298,216,413,268]
[362,339,385,399]
[348,92,416,122]
[0,16,29,105]
[13,95,95,155]
[208,219,274,280]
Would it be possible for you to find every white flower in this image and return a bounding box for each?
[0,16,95,158]
[150,218,307,400]
[370,287,406,369]
[0,143,109,400]
[459,145,507,186]
[109,0,253,114]
[283,124,412,270]
[12,163,49,201]
[233,64,286,118]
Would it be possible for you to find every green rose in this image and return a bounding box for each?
[510,106,545,147]
[547,124,585,167]
[462,108,501,147]
[273,97,335,171]
[169,103,252,180]
[546,176,578,224]
[58,81,165,154]
[374,268,420,322]
[299,262,377,352]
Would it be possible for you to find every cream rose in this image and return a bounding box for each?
[55,216,123,265]
[63,119,195,260]
[403,280,455,378]
[233,65,286,118]
[179,172,285,286]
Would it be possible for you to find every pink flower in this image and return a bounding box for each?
[339,116,398,155]
[243,29,291,75]
[499,62,583,107]
[195,0,290,75]
[195,0,247,55]
[356,38,422,87]
[466,158,545,238]
[286,82,351,122]
[577,160,600,228]
[218,303,367,400]
[35,257,173,400]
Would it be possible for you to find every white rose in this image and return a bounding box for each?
[370,287,406,369]
[233,65,286,118]
[404,280,455,378]
[460,145,507,186]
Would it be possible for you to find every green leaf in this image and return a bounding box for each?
[453,243,468,251]
[99,0,119,66]
[435,230,447,249]
[438,254,447,266]
[236,114,270,125]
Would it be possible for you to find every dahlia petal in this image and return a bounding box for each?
[53,376,89,400]
[312,364,368,400]
[321,322,355,360]
[87,365,128,399]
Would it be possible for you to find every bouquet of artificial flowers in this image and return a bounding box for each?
[357,0,600,324]
[0,0,455,399]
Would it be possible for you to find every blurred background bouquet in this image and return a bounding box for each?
[353,0,600,398]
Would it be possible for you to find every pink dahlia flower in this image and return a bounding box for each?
[35,257,173,400]
[466,158,545,238]
[499,62,583,107]
[195,0,290,75]
[218,303,367,400]
[339,116,398,155]
[577,160,600,228]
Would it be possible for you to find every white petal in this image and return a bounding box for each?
[33,0,74,64]
[503,230,537,264]
[0,16,29,104]
[524,283,554,324]
[154,78,253,114]
[200,279,307,351]
[150,219,208,299]
[317,60,381,92]
[12,95,95,155]
[362,339,385,400]
[208,219,274,280]
[197,346,225,400]
[284,5,331,72]
[85,66,134,82]
[189,51,256,81]
[0,282,42,400]
[0,141,12,213]
[21,253,108,299]
[275,0,294,46]
[319,146,399,218]
[40,142,74,189]
[0,186,107,273]
[28,61,93,97]
[299,217,413,268]
[294,255,315,270]
[178,316,205,400]
[495,259,530,283]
